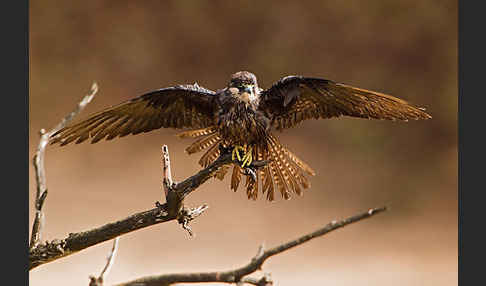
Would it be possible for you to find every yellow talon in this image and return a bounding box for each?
[232,145,245,162]
[231,145,253,167]
[241,146,253,168]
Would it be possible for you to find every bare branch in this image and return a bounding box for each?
[29,200,208,270]
[112,207,387,286]
[29,145,267,270]
[30,82,98,249]
[49,82,99,138]
[161,145,173,198]
[240,274,273,286]
[89,238,120,286]
[100,237,120,281]
[178,204,210,237]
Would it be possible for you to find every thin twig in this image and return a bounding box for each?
[177,204,210,237]
[89,238,120,286]
[240,274,273,286]
[100,237,120,281]
[162,145,173,197]
[161,145,211,237]
[30,82,98,249]
[113,207,387,286]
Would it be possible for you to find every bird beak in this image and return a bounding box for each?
[243,85,253,95]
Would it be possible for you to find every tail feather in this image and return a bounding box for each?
[215,165,230,180]
[179,128,314,201]
[256,146,265,195]
[245,172,258,200]
[231,165,242,192]
[199,141,221,167]
[245,145,260,200]
[259,147,274,199]
[264,134,314,200]
[267,140,291,200]
[275,139,311,191]
[273,140,302,196]
[177,127,217,138]
[185,133,221,154]
[276,144,303,196]
[282,148,316,176]
[178,128,229,181]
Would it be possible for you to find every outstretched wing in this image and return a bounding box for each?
[259,76,431,130]
[51,84,217,146]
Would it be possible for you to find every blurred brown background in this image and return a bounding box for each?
[29,1,457,285]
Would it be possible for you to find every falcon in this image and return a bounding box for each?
[51,71,431,201]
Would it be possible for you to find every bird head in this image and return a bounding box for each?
[228,71,259,105]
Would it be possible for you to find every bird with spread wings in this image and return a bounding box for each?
[51,71,431,201]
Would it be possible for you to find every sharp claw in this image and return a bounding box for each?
[236,148,242,161]
[244,146,253,168]
[247,155,253,167]
[232,146,242,161]
[242,156,248,168]
[232,145,245,162]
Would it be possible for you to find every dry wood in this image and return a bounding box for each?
[113,207,386,286]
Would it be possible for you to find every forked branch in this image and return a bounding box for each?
[112,207,387,286]
[30,82,98,250]
[28,145,248,270]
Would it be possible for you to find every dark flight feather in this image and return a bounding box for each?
[51,84,216,145]
[259,76,431,131]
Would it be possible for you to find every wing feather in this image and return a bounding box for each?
[259,76,431,130]
[51,84,216,145]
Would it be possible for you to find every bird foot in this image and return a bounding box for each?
[232,145,253,168]
[232,145,245,162]
[241,146,253,168]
